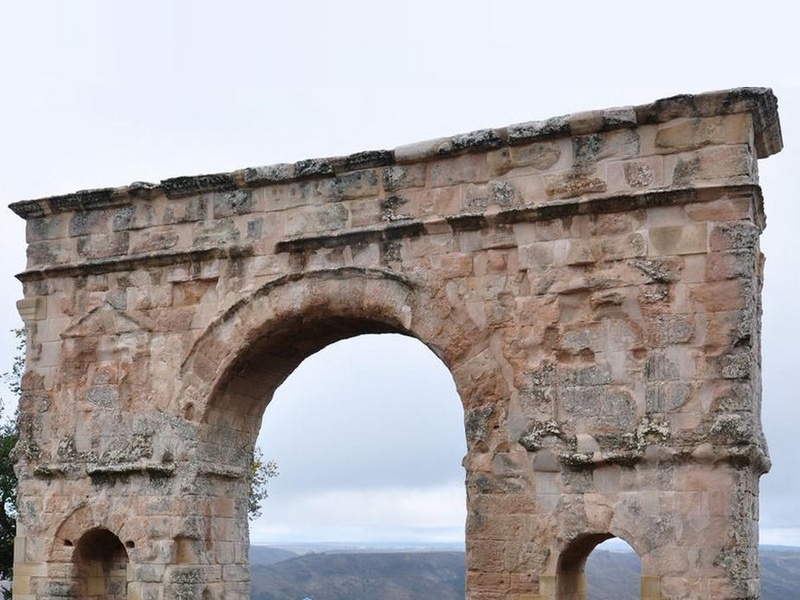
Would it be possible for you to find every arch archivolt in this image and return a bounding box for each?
[49,503,139,565]
[174,266,489,426]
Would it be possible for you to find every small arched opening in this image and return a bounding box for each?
[72,527,130,599]
[557,533,641,600]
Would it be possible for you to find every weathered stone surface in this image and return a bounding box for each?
[9,88,782,599]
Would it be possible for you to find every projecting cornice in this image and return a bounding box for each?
[9,87,782,220]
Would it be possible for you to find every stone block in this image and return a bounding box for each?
[532,450,560,472]
[708,221,759,252]
[641,575,663,599]
[680,254,706,283]
[646,314,695,346]
[587,210,646,236]
[655,113,753,153]
[667,144,756,187]
[566,239,594,265]
[573,129,640,167]
[325,169,380,200]
[163,196,207,224]
[705,250,756,281]
[411,184,463,216]
[76,231,131,259]
[427,154,489,188]
[347,197,383,228]
[437,253,473,278]
[487,141,563,176]
[131,228,181,254]
[382,163,426,191]
[595,232,647,260]
[282,203,349,237]
[221,563,249,582]
[690,280,745,312]
[192,218,242,247]
[593,465,621,493]
[607,155,665,191]
[646,382,691,412]
[212,190,254,218]
[70,208,112,236]
[648,223,707,256]
[544,168,607,199]
[707,576,760,599]
[534,218,572,242]
[561,386,636,429]
[17,296,46,322]
[685,196,754,223]
[721,351,755,380]
[27,214,68,242]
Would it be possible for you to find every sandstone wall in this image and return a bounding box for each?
[10,88,782,599]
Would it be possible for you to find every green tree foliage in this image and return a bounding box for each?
[249,448,279,521]
[0,329,24,597]
[0,413,15,588]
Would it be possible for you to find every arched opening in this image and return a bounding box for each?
[191,300,470,592]
[558,534,641,600]
[180,267,486,591]
[585,537,641,600]
[72,527,129,599]
[252,333,467,546]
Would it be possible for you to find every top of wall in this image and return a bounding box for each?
[9,87,782,220]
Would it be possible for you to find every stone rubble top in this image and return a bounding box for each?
[9,87,782,219]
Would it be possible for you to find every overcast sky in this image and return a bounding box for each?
[0,1,798,548]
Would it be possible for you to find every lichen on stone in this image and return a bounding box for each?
[621,416,671,453]
[519,419,571,452]
[465,406,494,448]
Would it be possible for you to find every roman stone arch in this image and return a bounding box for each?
[10,88,782,599]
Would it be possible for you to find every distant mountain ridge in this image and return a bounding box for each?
[249,546,800,600]
[250,546,298,566]
[250,551,465,600]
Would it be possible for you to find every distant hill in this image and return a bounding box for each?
[585,550,641,600]
[249,546,800,600]
[250,546,298,566]
[759,547,800,600]
[250,551,465,600]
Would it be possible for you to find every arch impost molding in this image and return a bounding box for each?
[11,88,782,599]
[15,246,251,283]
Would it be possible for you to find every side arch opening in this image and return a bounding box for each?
[72,527,130,599]
[557,533,642,600]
